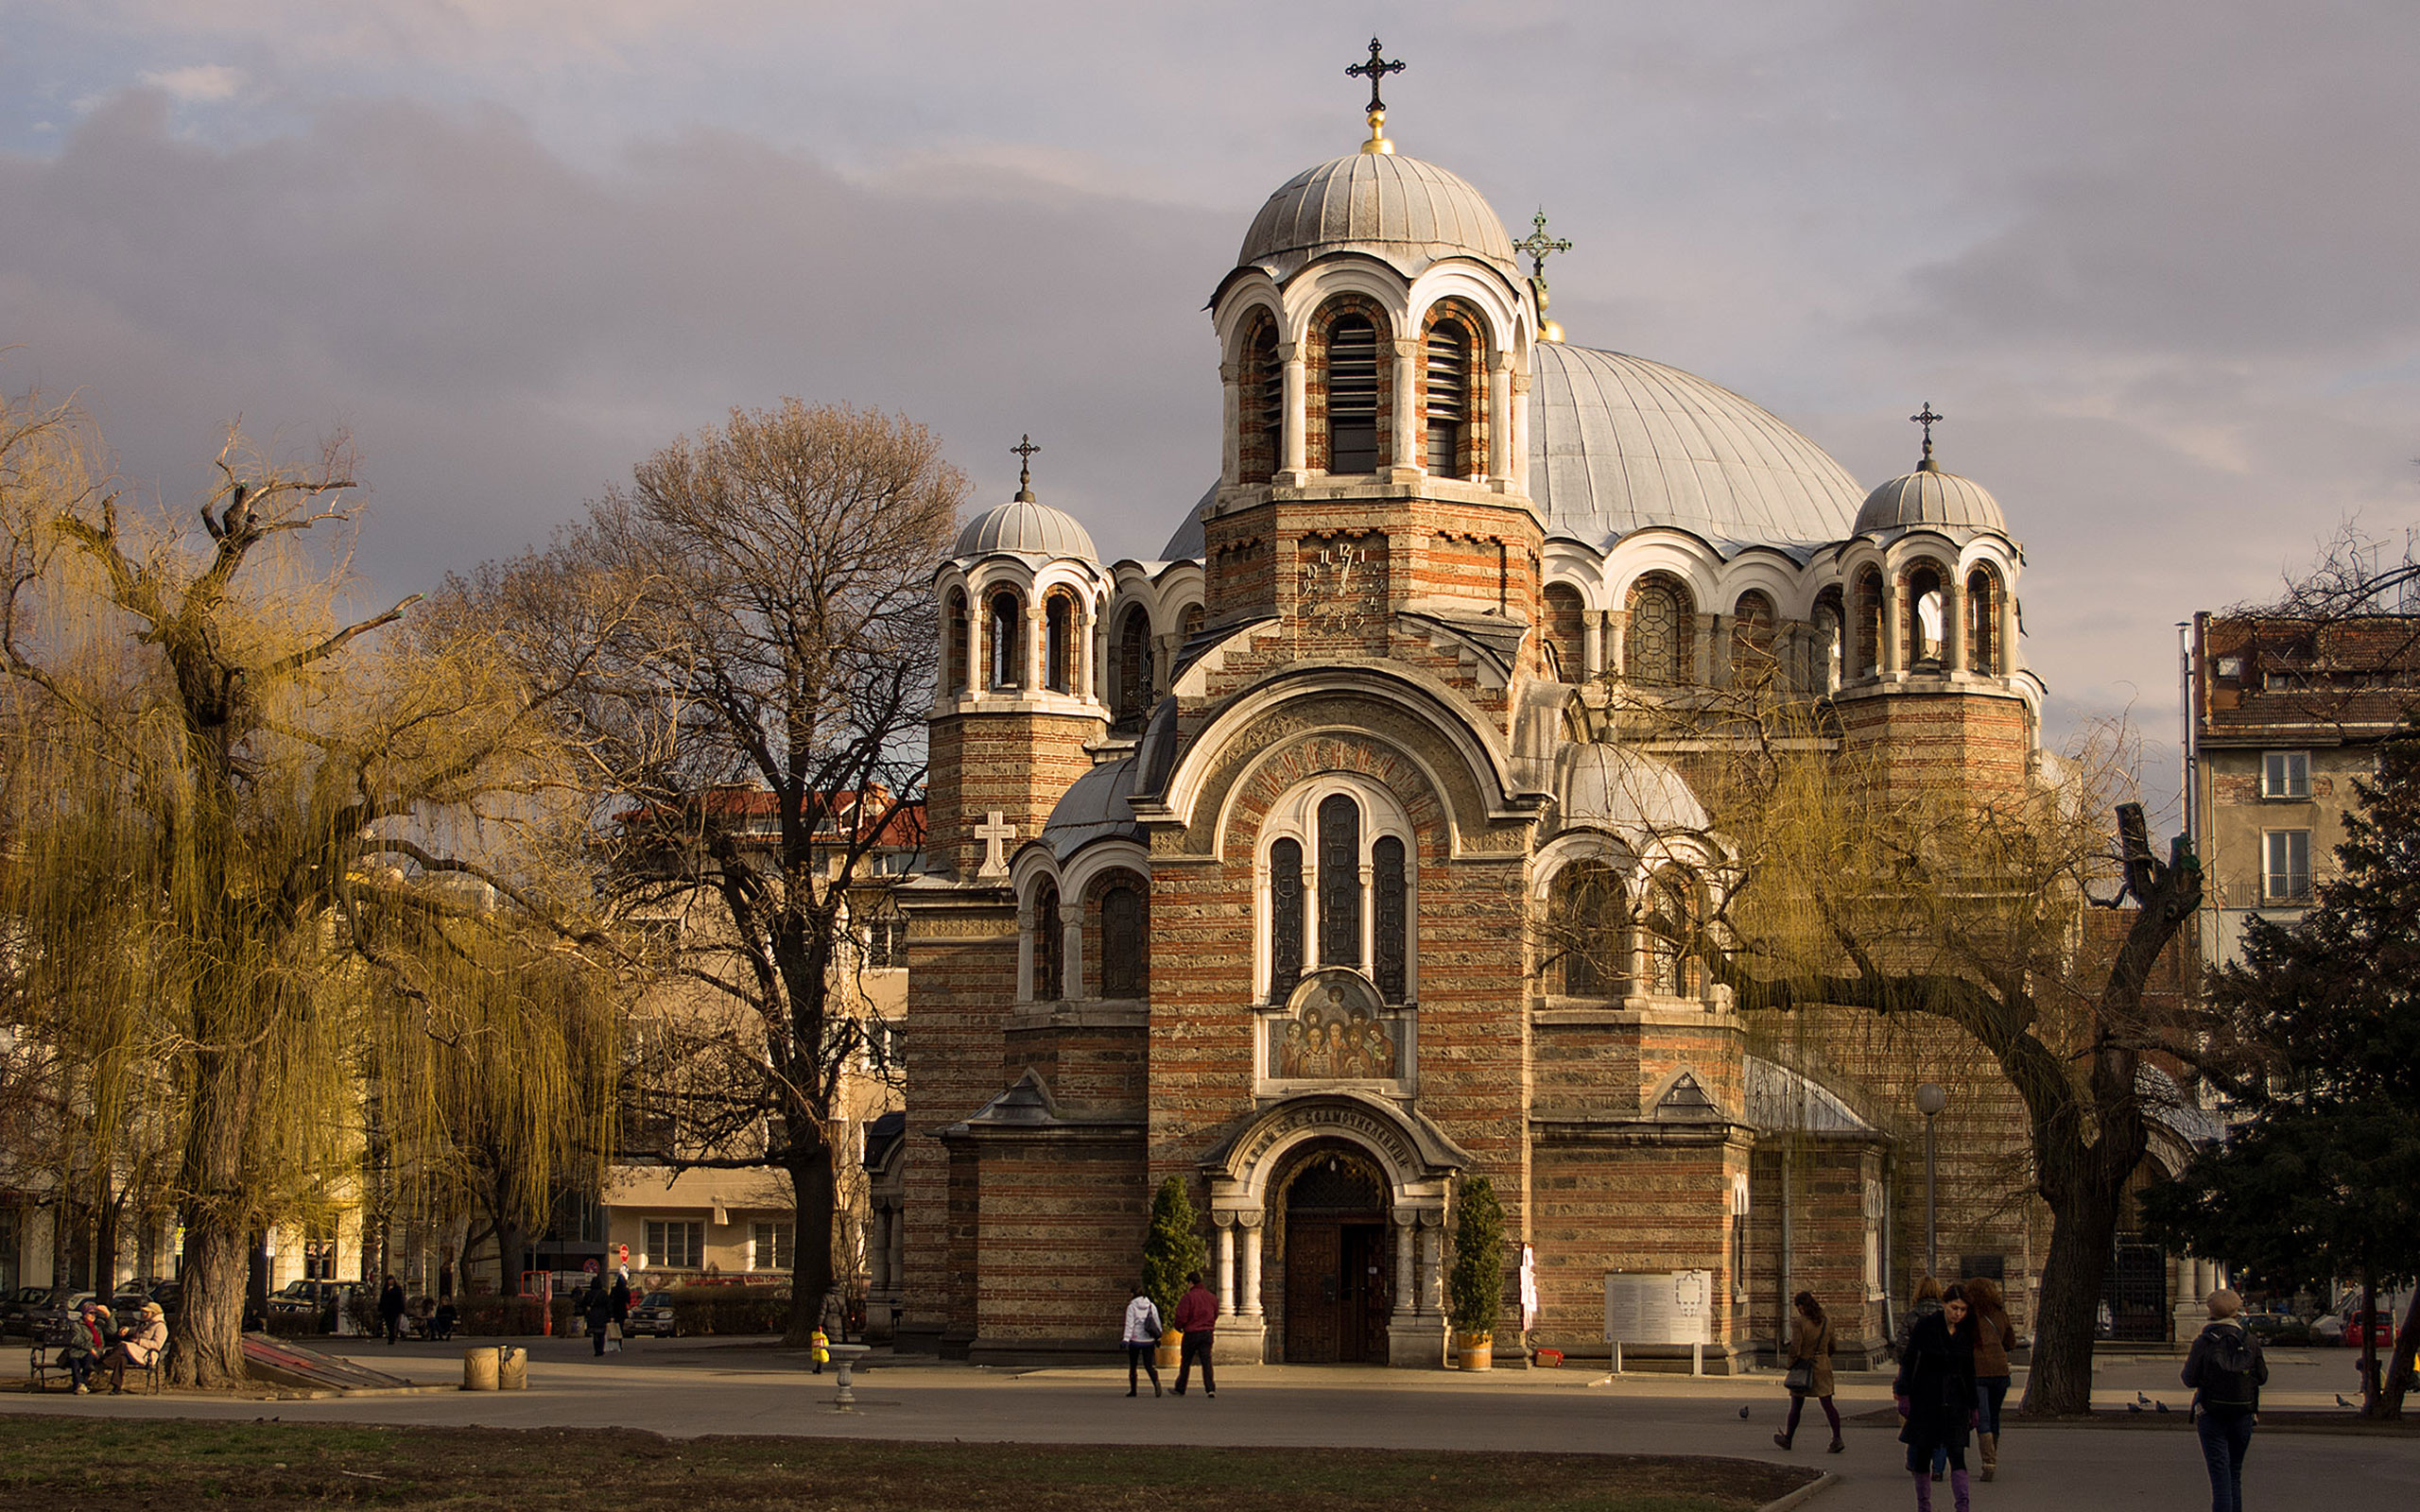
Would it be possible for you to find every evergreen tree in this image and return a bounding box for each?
[2143,732,2420,1418]
[1446,1175,1505,1338]
[1140,1177,1201,1330]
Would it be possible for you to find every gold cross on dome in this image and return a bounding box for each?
[1910,402,1944,462]
[1011,434,1040,501]
[1346,37,1406,114]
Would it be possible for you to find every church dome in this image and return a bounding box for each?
[955,498,1098,561]
[1237,153,1519,282]
[1529,343,1866,554]
[1852,460,2007,537]
[1041,756,1141,859]
[1555,741,1708,836]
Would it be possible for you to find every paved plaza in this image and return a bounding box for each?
[7,1338,2414,1510]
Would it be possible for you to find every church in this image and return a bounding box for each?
[873,51,2084,1371]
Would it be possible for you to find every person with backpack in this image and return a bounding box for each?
[1121,1282,1165,1397]
[2182,1287,2268,1512]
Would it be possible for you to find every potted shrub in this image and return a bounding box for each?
[1142,1176,1202,1368]
[1446,1175,1504,1370]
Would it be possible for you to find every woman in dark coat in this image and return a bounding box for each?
[584,1274,614,1356]
[1893,1280,1979,1512]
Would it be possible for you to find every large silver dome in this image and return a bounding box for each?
[1530,343,1866,555]
[1237,153,1519,283]
[954,498,1098,561]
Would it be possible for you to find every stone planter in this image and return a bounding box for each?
[1455,1332,1494,1371]
[1155,1329,1182,1369]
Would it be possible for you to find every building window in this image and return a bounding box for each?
[1317,794,1362,969]
[987,589,1024,689]
[1906,563,1945,667]
[945,589,969,694]
[863,1019,902,1073]
[1965,567,1997,674]
[1730,1177,1751,1304]
[1240,316,1283,484]
[1373,835,1408,1001]
[1731,591,1777,687]
[752,1222,793,1272]
[1325,314,1382,474]
[2262,829,2311,903]
[863,915,907,969]
[1644,867,1697,995]
[1100,881,1147,998]
[1547,860,1625,998]
[1044,592,1075,694]
[645,1219,703,1270]
[1032,883,1063,1000]
[1115,605,1152,728]
[1855,567,1885,679]
[1424,317,1472,476]
[1269,838,1305,1000]
[2262,750,2310,799]
[1626,575,1693,686]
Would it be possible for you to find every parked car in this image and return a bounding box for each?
[22,1289,95,1341]
[2339,1309,2396,1349]
[2242,1311,2310,1347]
[625,1291,678,1338]
[269,1279,361,1317]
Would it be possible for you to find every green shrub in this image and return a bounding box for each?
[1141,1177,1202,1329]
[1445,1175,1504,1338]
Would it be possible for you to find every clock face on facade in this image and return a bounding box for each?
[1299,535,1385,631]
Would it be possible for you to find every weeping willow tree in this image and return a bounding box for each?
[0,391,619,1386]
[1555,679,2200,1418]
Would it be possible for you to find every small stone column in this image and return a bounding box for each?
[1945,576,1967,674]
[1216,1217,1237,1314]
[1388,1210,1451,1367]
[1062,912,1083,1005]
[1883,573,1906,678]
[1583,610,1604,679]
[1489,357,1513,483]
[1393,1216,1416,1315]
[1392,338,1421,476]
[868,1208,890,1292]
[1281,352,1308,476]
[1242,1218,1265,1317]
[1213,1211,1269,1365]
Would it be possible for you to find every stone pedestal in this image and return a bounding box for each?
[1388,1313,1449,1368]
[1213,1314,1267,1365]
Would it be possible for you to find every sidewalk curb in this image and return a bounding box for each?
[1756,1471,1837,1511]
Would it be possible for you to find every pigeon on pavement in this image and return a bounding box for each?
[1738,1405,1751,1418]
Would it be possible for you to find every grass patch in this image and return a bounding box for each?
[0,1416,1813,1511]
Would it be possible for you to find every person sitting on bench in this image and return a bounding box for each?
[107,1301,168,1393]
[61,1299,114,1394]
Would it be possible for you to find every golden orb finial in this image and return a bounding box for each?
[1362,108,1394,154]
[1346,39,1404,155]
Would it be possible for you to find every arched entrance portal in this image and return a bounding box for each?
[1278,1143,1392,1364]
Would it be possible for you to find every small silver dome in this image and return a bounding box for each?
[1041,756,1141,859]
[1853,461,2006,536]
[1555,741,1708,836]
[955,498,1098,561]
[1238,153,1518,282]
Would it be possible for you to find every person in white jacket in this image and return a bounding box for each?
[1122,1283,1165,1398]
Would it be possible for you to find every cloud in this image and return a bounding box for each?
[137,63,244,103]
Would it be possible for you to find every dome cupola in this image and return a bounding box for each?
[953,434,1098,560]
[1237,151,1519,284]
[1852,403,2006,536]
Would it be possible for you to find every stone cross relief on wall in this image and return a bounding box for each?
[974,810,1016,878]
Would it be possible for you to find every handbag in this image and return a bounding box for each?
[1783,1359,1815,1393]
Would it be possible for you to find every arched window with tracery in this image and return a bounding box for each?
[1238,315,1283,485]
[1423,315,1474,476]
[1905,563,1945,669]
[1099,880,1147,999]
[1644,867,1697,997]
[1730,591,1777,688]
[944,588,970,694]
[1548,860,1625,998]
[1115,605,1152,727]
[1966,566,1999,674]
[987,588,1025,690]
[1317,794,1361,969]
[1031,882,1063,1001]
[1626,574,1693,686]
[1269,838,1305,1000]
[1044,591,1076,694]
[1373,835,1408,1001]
[1323,313,1382,474]
[1543,582,1586,680]
[1853,567,1885,679]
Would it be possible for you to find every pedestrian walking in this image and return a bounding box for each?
[1895,1276,1948,1480]
[1894,1280,1979,1512]
[1772,1291,1842,1453]
[608,1271,631,1351]
[2183,1287,2266,1512]
[1966,1276,2016,1481]
[1170,1270,1218,1398]
[1122,1282,1165,1397]
[377,1276,406,1346]
[583,1275,614,1356]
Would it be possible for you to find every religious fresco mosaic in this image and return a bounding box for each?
[1269,974,1402,1080]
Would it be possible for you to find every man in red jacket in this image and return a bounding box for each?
[1171,1270,1219,1398]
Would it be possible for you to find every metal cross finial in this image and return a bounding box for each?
[1346,37,1406,114]
[1011,435,1040,501]
[1910,402,1944,463]
[1514,208,1573,280]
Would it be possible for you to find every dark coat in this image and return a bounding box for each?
[609,1279,631,1323]
[378,1283,406,1321]
[1893,1310,1978,1450]
[2182,1318,2268,1413]
[583,1281,613,1327]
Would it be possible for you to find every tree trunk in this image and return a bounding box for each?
[2381,1287,2419,1421]
[2358,1271,2380,1415]
[2019,1182,2121,1417]
[783,1143,837,1347]
[165,1037,260,1388]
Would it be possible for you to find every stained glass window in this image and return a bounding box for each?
[1374,834,1407,1001]
[1627,576,1690,686]
[1100,882,1146,998]
[1033,884,1063,1001]
[1270,838,1305,1000]
[1318,794,1361,968]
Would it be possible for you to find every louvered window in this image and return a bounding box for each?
[1326,316,1380,473]
[1242,320,1283,483]
[1424,318,1470,475]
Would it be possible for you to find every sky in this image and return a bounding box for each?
[5,1,2418,824]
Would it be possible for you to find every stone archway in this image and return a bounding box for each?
[1274,1142,1392,1364]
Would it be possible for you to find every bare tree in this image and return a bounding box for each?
[453,400,962,1343]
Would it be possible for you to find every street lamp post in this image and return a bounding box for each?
[1916,1082,1949,1279]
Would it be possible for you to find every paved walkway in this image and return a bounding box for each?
[7,1338,2414,1510]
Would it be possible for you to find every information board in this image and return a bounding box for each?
[1601,1269,1714,1345]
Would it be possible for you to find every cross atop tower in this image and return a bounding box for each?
[1011,434,1040,501]
[1515,208,1576,341]
[1346,37,1405,153]
[1910,403,1944,468]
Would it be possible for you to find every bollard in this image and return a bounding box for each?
[461,1348,499,1391]
[826,1342,870,1410]
[498,1346,528,1390]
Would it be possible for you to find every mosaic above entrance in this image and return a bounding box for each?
[1264,970,1409,1083]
